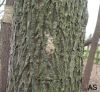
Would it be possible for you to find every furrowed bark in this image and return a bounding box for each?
[7,0,88,92]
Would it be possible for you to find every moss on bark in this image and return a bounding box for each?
[7,0,88,92]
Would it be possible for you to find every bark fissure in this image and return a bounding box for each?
[7,0,88,92]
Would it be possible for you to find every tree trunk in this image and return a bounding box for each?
[7,0,88,92]
[82,7,100,92]
[0,22,11,92]
[0,0,13,91]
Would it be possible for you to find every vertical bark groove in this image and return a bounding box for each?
[7,0,88,92]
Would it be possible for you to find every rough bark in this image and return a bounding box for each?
[7,0,88,92]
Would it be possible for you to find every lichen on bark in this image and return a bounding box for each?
[7,0,88,92]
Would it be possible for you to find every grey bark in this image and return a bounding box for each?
[7,0,88,92]
[6,0,14,6]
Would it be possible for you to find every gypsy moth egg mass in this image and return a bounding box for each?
[45,33,55,55]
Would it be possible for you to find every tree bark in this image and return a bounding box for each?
[0,0,13,91]
[7,0,88,92]
[0,31,2,91]
[0,22,11,92]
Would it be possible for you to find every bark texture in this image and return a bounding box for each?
[7,0,88,92]
[0,22,11,92]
